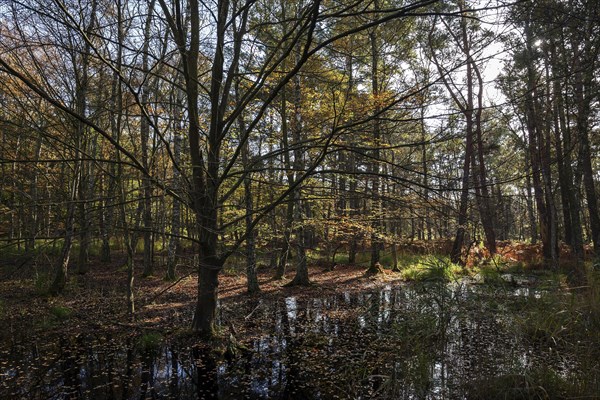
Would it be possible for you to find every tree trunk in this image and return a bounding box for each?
[75,1,97,275]
[573,41,600,260]
[523,18,558,268]
[51,183,78,294]
[189,0,231,336]
[192,260,221,337]
[166,89,183,281]
[430,8,482,265]
[77,163,90,275]
[367,7,382,272]
[471,62,496,255]
[348,148,358,264]
[244,178,260,293]
[523,138,538,244]
[286,71,310,287]
[26,132,44,252]
[275,88,293,280]
[549,39,583,262]
[237,81,260,293]
[141,2,155,277]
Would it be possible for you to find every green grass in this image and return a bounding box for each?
[331,251,372,266]
[50,306,73,321]
[49,305,73,321]
[0,239,64,259]
[400,255,463,282]
[519,271,600,345]
[331,250,465,281]
[508,268,600,396]
[475,264,506,285]
[330,250,431,270]
[465,369,571,400]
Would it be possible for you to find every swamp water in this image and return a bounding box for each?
[0,283,581,399]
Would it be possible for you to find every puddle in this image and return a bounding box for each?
[0,284,578,399]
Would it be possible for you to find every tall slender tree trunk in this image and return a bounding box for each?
[420,108,432,241]
[243,171,260,292]
[472,63,496,255]
[99,66,115,262]
[52,0,98,290]
[77,152,90,275]
[113,0,135,318]
[523,136,538,245]
[166,87,183,281]
[450,137,473,265]
[430,6,492,264]
[345,51,359,265]
[51,171,79,294]
[523,18,558,268]
[367,5,383,272]
[237,79,260,293]
[26,132,44,252]
[549,40,583,262]
[275,88,293,280]
[76,0,97,275]
[118,166,136,319]
[141,1,156,277]
[572,35,600,260]
[286,71,310,286]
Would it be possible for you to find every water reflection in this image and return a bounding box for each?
[0,284,571,399]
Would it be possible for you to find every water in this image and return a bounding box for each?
[0,283,574,399]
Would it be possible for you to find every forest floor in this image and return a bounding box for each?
[0,240,591,340]
[0,258,405,342]
[1,242,599,399]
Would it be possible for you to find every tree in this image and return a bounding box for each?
[154,0,440,335]
[428,0,498,264]
[500,0,600,270]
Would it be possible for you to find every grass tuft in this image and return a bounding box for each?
[401,255,462,282]
[49,305,72,321]
[137,332,163,353]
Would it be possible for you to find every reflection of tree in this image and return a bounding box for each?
[122,337,135,399]
[168,348,179,399]
[139,348,156,399]
[193,345,219,399]
[59,337,81,399]
[281,298,311,399]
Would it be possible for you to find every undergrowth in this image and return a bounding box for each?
[49,305,73,321]
[401,255,463,282]
[510,266,600,397]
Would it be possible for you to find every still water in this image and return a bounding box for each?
[0,283,572,399]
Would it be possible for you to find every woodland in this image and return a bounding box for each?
[1,0,600,398]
